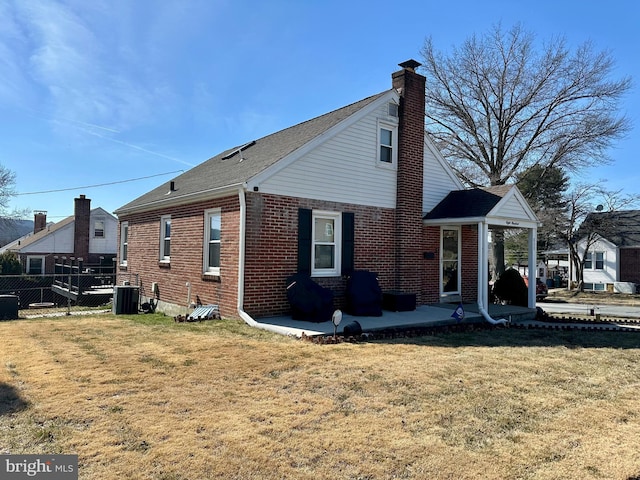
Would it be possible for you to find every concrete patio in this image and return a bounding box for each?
[251,302,536,337]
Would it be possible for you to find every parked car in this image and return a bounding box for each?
[523,277,548,300]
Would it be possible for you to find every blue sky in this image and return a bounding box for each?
[1,0,638,221]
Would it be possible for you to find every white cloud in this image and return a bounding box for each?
[5,1,180,134]
[0,2,34,105]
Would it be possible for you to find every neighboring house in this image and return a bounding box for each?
[0,195,118,275]
[515,260,548,284]
[114,60,539,321]
[573,210,640,292]
[541,247,570,287]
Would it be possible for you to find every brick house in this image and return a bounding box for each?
[0,195,118,274]
[114,60,539,321]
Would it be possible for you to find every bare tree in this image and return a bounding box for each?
[420,23,632,275]
[505,165,569,267]
[0,164,29,231]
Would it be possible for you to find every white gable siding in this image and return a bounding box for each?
[21,223,74,253]
[490,191,538,228]
[89,210,118,254]
[498,196,531,219]
[580,237,618,286]
[423,139,463,213]
[257,102,398,208]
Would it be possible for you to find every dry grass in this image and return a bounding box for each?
[545,288,640,306]
[1,315,640,479]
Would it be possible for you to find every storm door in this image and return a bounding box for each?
[441,227,460,297]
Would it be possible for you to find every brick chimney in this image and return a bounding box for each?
[74,195,91,261]
[391,60,426,296]
[34,211,47,234]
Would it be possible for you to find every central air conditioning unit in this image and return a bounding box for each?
[112,286,139,314]
[0,295,19,320]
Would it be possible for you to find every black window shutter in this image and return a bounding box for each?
[297,208,312,274]
[342,212,355,275]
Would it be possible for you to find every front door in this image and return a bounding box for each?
[441,227,460,298]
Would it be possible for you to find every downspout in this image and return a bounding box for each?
[236,188,296,335]
[477,221,509,326]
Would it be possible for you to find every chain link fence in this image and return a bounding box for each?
[0,270,139,319]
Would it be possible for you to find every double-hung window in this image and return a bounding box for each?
[584,252,592,269]
[94,219,105,238]
[26,256,45,275]
[204,209,221,275]
[312,211,341,277]
[160,216,171,262]
[585,251,604,270]
[120,222,128,266]
[377,120,398,167]
[594,252,604,270]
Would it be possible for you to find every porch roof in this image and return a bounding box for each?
[423,185,539,229]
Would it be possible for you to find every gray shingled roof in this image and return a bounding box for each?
[115,91,390,214]
[578,210,640,247]
[424,185,512,220]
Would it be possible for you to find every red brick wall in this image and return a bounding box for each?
[461,225,479,302]
[392,65,426,296]
[119,192,481,318]
[421,225,441,303]
[118,196,240,318]
[74,195,91,261]
[242,193,397,318]
[620,248,640,284]
[419,224,480,304]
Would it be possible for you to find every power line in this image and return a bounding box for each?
[16,170,184,196]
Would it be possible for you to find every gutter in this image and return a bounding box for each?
[478,302,509,326]
[114,183,245,216]
[235,188,297,336]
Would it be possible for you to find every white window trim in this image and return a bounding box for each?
[160,215,171,263]
[594,251,604,270]
[376,120,398,169]
[584,251,605,270]
[26,255,46,276]
[120,222,128,266]
[203,208,221,276]
[94,218,105,238]
[387,102,399,118]
[311,210,342,278]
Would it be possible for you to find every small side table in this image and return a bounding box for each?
[382,291,416,312]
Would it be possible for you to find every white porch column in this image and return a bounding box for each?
[477,221,489,308]
[528,227,537,308]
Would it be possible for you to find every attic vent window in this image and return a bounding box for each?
[388,103,399,117]
[221,140,256,161]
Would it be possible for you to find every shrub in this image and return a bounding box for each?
[492,268,528,306]
[0,251,22,275]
